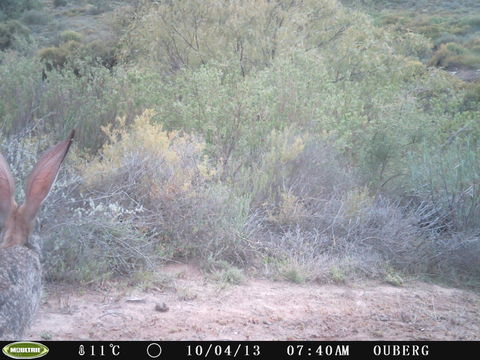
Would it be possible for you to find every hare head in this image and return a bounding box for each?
[0,131,74,249]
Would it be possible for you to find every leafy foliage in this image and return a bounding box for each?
[0,0,40,20]
[360,0,480,71]
[0,20,29,49]
[0,0,479,284]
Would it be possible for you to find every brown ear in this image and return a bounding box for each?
[0,153,15,225]
[22,130,74,222]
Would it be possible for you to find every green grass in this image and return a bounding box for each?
[343,0,480,71]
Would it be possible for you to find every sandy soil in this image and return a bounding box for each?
[25,264,480,341]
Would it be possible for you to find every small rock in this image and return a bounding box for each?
[155,302,169,312]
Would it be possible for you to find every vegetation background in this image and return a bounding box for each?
[1,0,479,289]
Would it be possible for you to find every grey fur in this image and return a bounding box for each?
[0,245,41,340]
[0,130,73,340]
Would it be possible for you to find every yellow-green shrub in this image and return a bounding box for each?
[83,109,214,195]
[82,110,251,264]
[118,0,372,75]
[38,46,69,69]
[59,30,83,43]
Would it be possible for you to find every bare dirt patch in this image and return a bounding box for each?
[26,265,480,340]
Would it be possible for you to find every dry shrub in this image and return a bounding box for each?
[0,131,160,283]
[408,140,480,280]
[431,233,480,281]
[247,129,426,282]
[82,109,253,266]
[2,123,474,284]
[1,111,254,283]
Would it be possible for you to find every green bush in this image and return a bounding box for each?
[0,0,40,19]
[119,0,366,75]
[461,82,480,111]
[1,0,480,285]
[445,42,468,55]
[407,139,480,279]
[370,1,480,70]
[0,20,30,49]
[409,139,480,233]
[21,9,49,25]
[38,46,69,69]
[53,0,68,8]
[243,131,429,280]
[81,110,253,266]
[445,54,480,69]
[0,52,136,151]
[87,0,111,15]
[79,39,118,69]
[429,42,480,69]
[59,30,83,43]
[462,15,480,29]
[144,47,450,189]
[434,33,460,48]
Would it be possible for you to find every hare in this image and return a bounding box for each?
[0,131,74,340]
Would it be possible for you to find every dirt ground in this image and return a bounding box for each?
[25,264,480,341]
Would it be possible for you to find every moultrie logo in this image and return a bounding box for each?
[2,342,49,359]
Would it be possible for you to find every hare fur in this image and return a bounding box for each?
[0,131,74,339]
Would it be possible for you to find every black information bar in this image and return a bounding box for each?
[0,341,473,359]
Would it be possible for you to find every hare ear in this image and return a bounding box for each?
[22,130,74,223]
[0,153,15,225]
